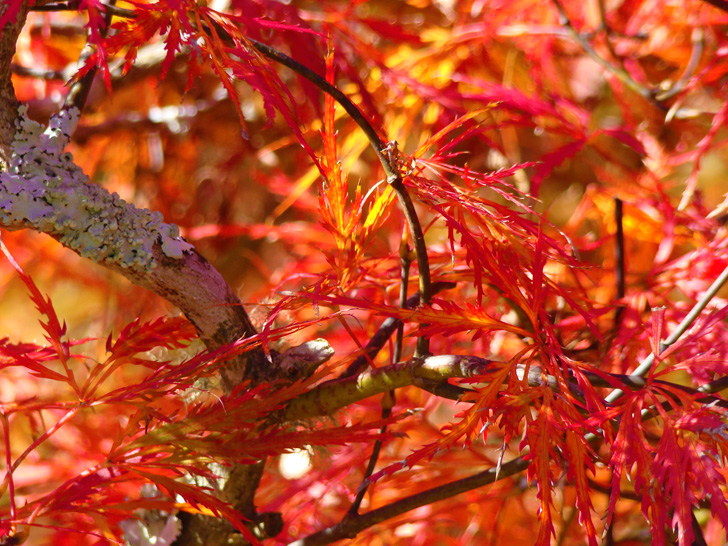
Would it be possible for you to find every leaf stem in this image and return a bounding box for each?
[289,353,728,420]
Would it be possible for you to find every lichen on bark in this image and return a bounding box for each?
[0,104,194,270]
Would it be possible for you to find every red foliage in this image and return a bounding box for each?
[3,0,728,545]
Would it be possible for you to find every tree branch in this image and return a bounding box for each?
[83,3,435,356]
[288,455,531,546]
[551,0,661,105]
[0,106,266,388]
[287,351,728,421]
[0,0,29,167]
[284,355,728,544]
[286,355,501,420]
[0,9,274,543]
[606,260,728,403]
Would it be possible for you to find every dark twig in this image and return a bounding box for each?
[28,0,79,11]
[588,478,640,502]
[698,375,728,395]
[603,517,615,546]
[347,422,387,515]
[697,0,728,12]
[614,197,625,327]
[10,64,66,80]
[338,282,455,380]
[31,0,134,18]
[690,511,709,546]
[348,239,413,515]
[63,0,116,113]
[288,456,531,546]
[247,39,432,356]
[394,238,412,367]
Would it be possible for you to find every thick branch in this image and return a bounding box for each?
[285,355,496,420]
[0,106,266,389]
[76,4,434,356]
[0,16,268,540]
[0,0,29,165]
[286,353,728,421]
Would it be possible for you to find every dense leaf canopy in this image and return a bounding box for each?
[1,0,728,545]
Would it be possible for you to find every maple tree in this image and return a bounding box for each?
[1,0,728,545]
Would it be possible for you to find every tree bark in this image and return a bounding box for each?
[0,5,269,544]
[0,0,28,166]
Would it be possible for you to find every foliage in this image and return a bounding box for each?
[2,0,728,545]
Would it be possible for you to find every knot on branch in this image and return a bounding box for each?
[271,338,334,382]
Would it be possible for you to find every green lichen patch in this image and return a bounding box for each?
[0,105,194,271]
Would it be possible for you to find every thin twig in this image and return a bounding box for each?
[614,197,625,328]
[29,1,79,11]
[287,456,531,546]
[348,238,412,515]
[31,1,134,18]
[338,282,455,380]
[10,64,66,80]
[606,261,728,403]
[656,27,704,102]
[594,0,624,74]
[395,237,412,366]
[595,0,610,35]
[698,0,728,13]
[551,0,659,104]
[248,39,433,356]
[63,0,116,113]
[595,0,648,41]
